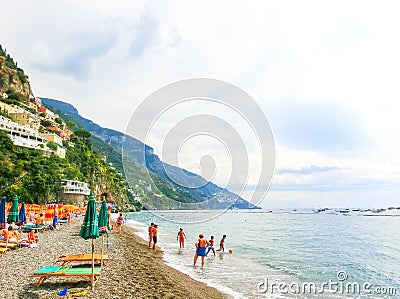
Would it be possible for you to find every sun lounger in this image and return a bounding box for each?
[0,247,9,253]
[56,253,108,266]
[21,225,45,233]
[0,242,19,248]
[33,265,101,286]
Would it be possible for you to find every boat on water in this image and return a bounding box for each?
[372,208,386,213]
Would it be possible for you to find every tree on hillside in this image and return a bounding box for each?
[74,129,91,139]
[66,120,76,128]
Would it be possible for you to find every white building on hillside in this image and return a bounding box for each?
[61,180,91,195]
[0,115,50,152]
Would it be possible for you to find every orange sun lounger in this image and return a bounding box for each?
[56,254,109,266]
[33,266,101,286]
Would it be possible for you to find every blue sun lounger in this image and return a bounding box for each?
[33,265,101,286]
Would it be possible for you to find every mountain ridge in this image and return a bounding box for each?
[41,97,260,210]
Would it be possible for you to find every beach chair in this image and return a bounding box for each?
[0,241,19,249]
[33,265,101,286]
[0,247,9,254]
[56,253,109,266]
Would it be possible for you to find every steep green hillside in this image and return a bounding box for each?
[41,98,259,210]
[0,129,130,206]
[0,45,133,208]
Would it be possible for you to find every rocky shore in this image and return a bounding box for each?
[0,218,228,299]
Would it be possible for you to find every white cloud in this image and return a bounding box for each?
[2,0,400,207]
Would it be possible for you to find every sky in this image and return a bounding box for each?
[2,1,400,208]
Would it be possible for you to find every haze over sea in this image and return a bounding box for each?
[123,209,400,299]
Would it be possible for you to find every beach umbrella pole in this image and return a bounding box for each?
[92,238,95,290]
[101,235,104,266]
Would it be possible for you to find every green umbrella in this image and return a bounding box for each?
[79,191,99,290]
[98,200,109,266]
[7,195,19,224]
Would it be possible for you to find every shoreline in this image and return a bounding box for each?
[124,219,241,298]
[0,218,228,299]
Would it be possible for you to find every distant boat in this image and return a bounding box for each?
[338,209,350,213]
[314,207,330,213]
[388,207,395,210]
[372,208,386,213]
[352,209,360,212]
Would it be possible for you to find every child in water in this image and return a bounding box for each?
[206,235,215,256]
[216,235,226,252]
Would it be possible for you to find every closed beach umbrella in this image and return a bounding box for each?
[79,191,99,290]
[7,196,19,224]
[98,201,109,234]
[18,202,26,224]
[98,200,109,266]
[0,197,6,229]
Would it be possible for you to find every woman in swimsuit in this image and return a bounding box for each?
[193,234,210,267]
[148,222,154,248]
[116,213,124,233]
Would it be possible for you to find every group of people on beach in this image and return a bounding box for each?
[193,233,227,267]
[146,223,227,267]
[0,208,79,246]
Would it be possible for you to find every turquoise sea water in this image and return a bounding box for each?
[122,210,400,298]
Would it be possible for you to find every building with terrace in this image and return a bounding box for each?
[0,115,50,152]
[59,179,91,205]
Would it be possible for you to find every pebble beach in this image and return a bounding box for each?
[0,218,227,299]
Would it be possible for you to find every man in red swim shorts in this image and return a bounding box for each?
[177,227,186,248]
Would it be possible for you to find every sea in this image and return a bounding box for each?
[120,209,400,299]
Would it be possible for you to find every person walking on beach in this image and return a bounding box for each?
[148,222,154,248]
[116,213,124,233]
[177,228,186,248]
[124,213,128,223]
[206,235,215,256]
[152,224,158,250]
[216,235,226,252]
[193,234,210,267]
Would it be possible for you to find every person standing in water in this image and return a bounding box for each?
[152,224,158,250]
[148,222,154,248]
[193,234,210,267]
[216,235,226,252]
[177,228,186,248]
[206,235,215,256]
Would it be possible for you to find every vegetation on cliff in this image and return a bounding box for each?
[0,128,132,207]
[0,45,137,209]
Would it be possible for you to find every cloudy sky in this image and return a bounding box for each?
[3,1,400,208]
